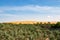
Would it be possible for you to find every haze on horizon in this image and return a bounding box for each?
[0,0,60,22]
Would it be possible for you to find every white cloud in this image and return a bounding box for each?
[47,16,51,18]
[0,5,60,14]
[0,5,60,22]
[0,10,3,13]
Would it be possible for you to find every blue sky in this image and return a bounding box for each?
[0,0,60,22]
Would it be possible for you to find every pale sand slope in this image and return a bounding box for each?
[6,21,57,24]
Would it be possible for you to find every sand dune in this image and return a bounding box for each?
[6,21,57,24]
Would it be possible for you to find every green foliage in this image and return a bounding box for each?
[0,22,60,40]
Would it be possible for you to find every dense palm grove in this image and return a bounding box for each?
[0,22,60,40]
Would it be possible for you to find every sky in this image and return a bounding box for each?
[0,0,60,22]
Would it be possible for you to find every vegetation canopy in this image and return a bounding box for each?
[0,22,60,40]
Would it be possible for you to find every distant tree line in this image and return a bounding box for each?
[34,22,60,29]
